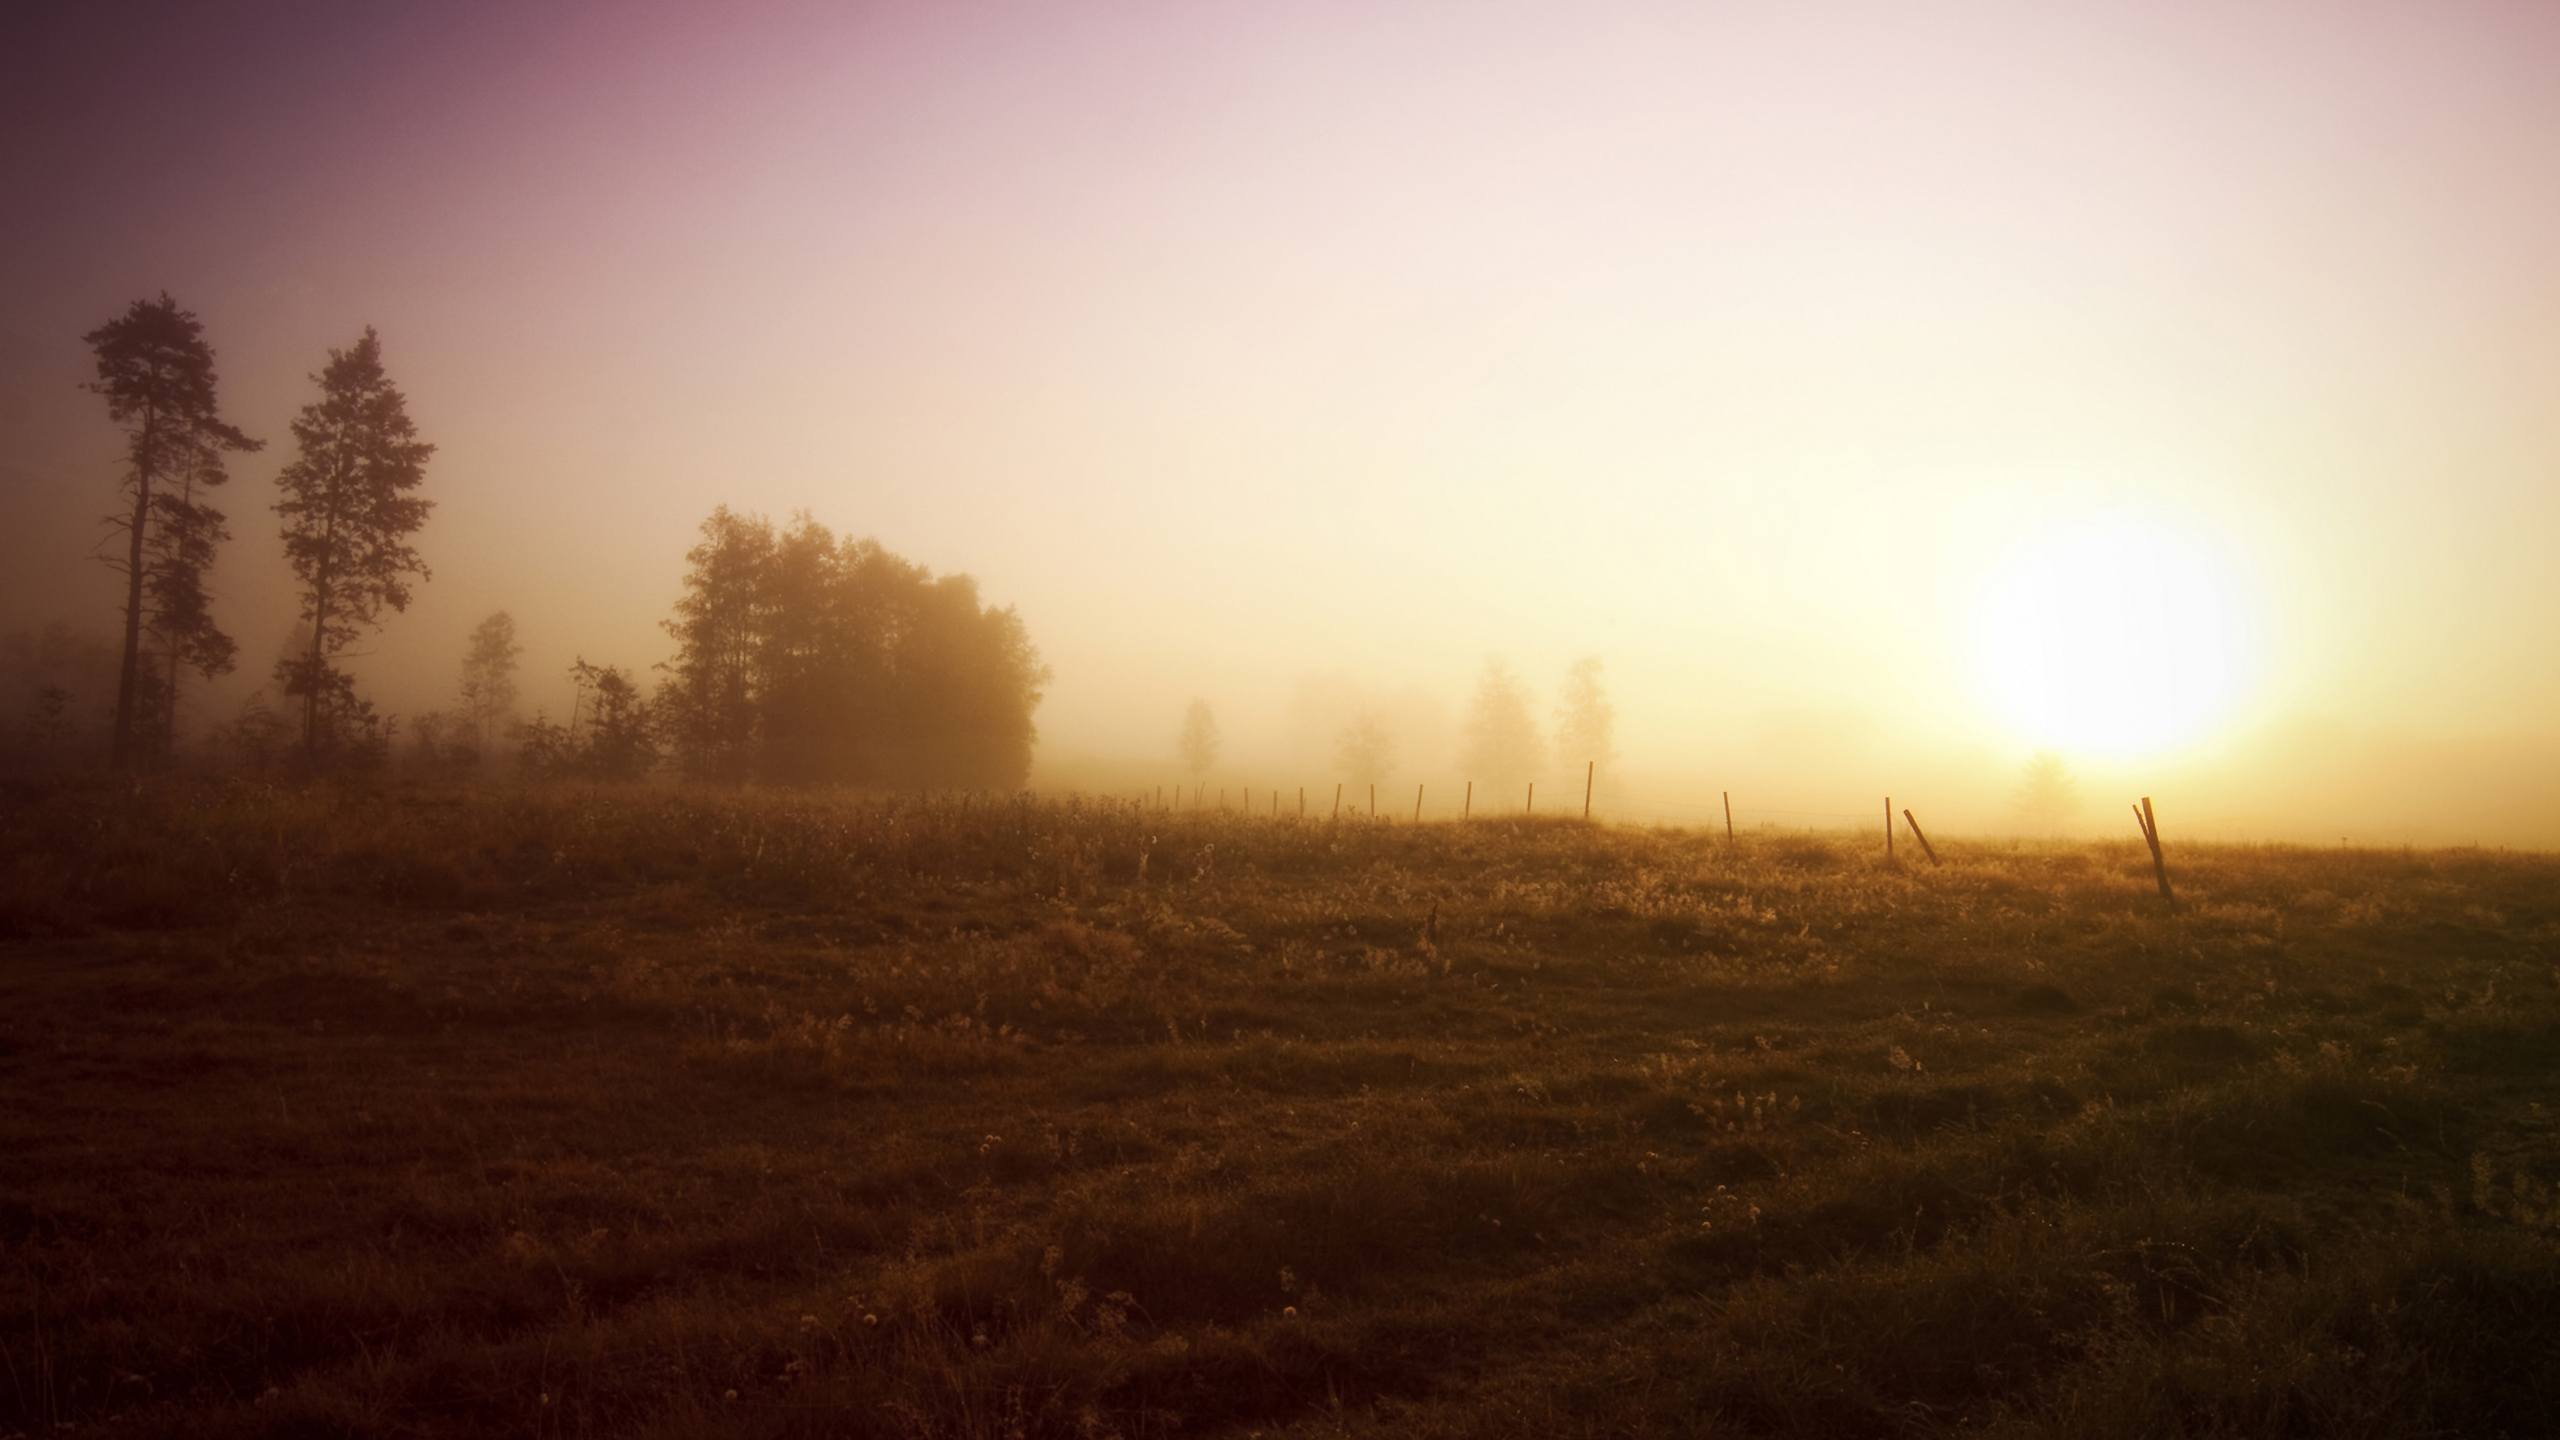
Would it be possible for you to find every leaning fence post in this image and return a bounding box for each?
[1901,808,1940,866]
[2136,796,2175,907]
[1583,759,1594,819]
[1723,790,1733,841]
[1414,783,1424,823]
[1527,781,1534,815]
[1464,780,1472,819]
[1332,783,1341,820]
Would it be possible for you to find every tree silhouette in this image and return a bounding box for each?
[658,507,772,781]
[82,295,261,769]
[2013,751,2081,835]
[1461,659,1544,798]
[1552,656,1617,783]
[458,611,522,757]
[273,328,435,765]
[563,657,656,779]
[143,448,240,758]
[1177,700,1221,779]
[1334,713,1395,787]
[26,686,70,762]
[657,508,1046,787]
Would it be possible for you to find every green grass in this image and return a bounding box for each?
[3,780,2557,1437]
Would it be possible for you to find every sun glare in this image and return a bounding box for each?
[1971,512,2256,762]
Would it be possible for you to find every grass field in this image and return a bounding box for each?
[4,781,2558,1438]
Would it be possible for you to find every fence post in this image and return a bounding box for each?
[1464,780,1472,819]
[1584,759,1594,819]
[1527,782,1534,815]
[1298,786,1304,818]
[1368,783,1375,819]
[1332,783,1341,820]
[2136,796,2175,907]
[1414,783,1423,823]
[1723,790,1734,841]
[1886,796,1894,859]
[1902,808,1940,866]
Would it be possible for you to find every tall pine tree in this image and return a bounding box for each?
[272,328,434,765]
[83,294,261,769]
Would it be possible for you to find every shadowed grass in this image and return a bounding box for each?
[1,779,2555,1437]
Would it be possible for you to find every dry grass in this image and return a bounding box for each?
[3,779,2557,1437]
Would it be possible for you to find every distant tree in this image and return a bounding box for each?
[2013,751,2081,835]
[1461,660,1544,799]
[217,689,292,773]
[1552,656,1617,782]
[578,662,658,780]
[658,507,774,780]
[1177,700,1221,779]
[26,686,70,761]
[143,443,243,758]
[82,294,261,769]
[272,328,435,766]
[516,710,569,778]
[1334,713,1395,787]
[457,611,522,755]
[656,508,1045,787]
[407,710,458,772]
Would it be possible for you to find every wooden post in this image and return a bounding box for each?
[1723,790,1734,841]
[1886,796,1894,859]
[1464,780,1472,819]
[1527,782,1535,815]
[2136,796,2175,907]
[1901,808,1940,866]
[1368,783,1375,818]
[1298,786,1304,818]
[1414,783,1424,823]
[1332,783,1341,820]
[1583,760,1594,819]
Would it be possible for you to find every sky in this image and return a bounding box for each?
[4,0,2557,843]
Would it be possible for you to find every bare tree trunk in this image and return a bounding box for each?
[111,468,149,763]
[159,468,195,758]
[303,589,328,763]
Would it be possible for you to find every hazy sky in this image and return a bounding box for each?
[5,0,2556,841]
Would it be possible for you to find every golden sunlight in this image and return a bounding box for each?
[1970,511,2257,762]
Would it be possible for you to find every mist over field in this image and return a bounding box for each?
[14,9,2560,1437]
[5,0,2557,844]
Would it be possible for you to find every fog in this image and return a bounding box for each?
[5,0,2556,844]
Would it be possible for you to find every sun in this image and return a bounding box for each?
[1970,511,2257,762]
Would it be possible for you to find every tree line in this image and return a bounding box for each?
[21,294,1046,786]
[1173,655,1621,807]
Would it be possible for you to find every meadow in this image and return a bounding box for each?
[4,781,2557,1439]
